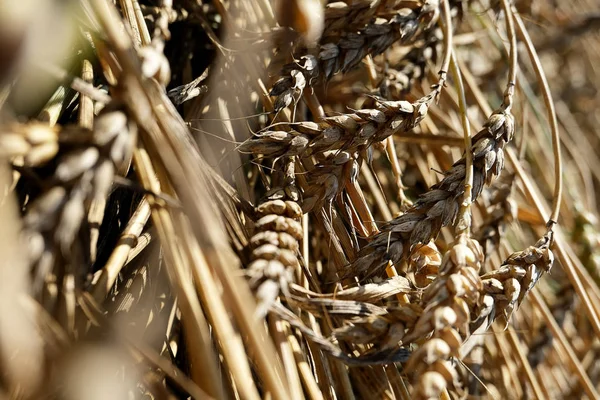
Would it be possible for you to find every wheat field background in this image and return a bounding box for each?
[0,0,599,399]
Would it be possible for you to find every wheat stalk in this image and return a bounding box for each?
[3,0,598,398]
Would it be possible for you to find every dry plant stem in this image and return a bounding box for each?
[180,215,262,400]
[90,199,151,302]
[89,2,289,397]
[132,147,225,398]
[530,290,600,399]
[125,230,152,265]
[361,164,392,221]
[120,0,142,45]
[505,327,545,399]
[384,364,408,400]
[287,332,325,400]
[513,10,562,225]
[438,0,452,85]
[346,180,378,235]
[80,60,102,264]
[385,136,412,209]
[449,50,472,235]
[78,60,94,129]
[39,63,112,104]
[268,317,304,400]
[132,0,151,45]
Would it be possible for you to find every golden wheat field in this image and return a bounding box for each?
[1,0,600,399]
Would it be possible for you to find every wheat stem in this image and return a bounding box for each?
[513,10,562,226]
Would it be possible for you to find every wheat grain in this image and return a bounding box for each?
[479,232,554,326]
[247,157,304,317]
[403,234,484,399]
[0,123,59,167]
[270,2,440,111]
[24,106,136,302]
[350,107,514,279]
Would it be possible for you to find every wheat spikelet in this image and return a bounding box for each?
[0,123,59,167]
[410,241,443,287]
[350,106,514,279]
[269,1,440,111]
[24,106,136,303]
[401,234,484,398]
[247,158,303,317]
[479,232,554,326]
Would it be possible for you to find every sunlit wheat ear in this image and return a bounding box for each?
[0,123,59,167]
[240,95,436,161]
[349,107,514,280]
[241,93,442,213]
[403,234,484,399]
[479,232,554,327]
[246,158,303,318]
[269,2,440,111]
[321,0,410,38]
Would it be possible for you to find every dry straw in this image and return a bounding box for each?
[2,0,599,399]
